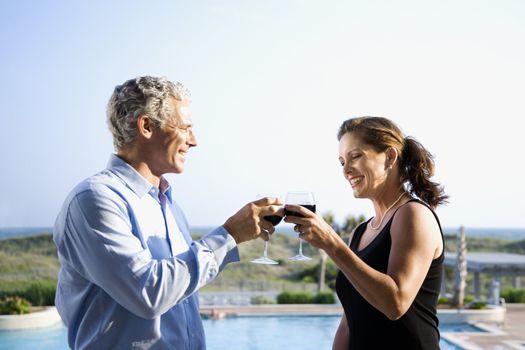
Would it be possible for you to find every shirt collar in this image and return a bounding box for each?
[107,154,171,199]
[159,176,173,203]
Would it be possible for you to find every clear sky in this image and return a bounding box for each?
[1,0,524,229]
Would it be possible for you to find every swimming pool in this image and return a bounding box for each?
[0,316,475,349]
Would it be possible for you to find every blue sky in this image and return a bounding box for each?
[1,0,524,229]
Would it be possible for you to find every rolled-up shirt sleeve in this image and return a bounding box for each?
[57,184,239,320]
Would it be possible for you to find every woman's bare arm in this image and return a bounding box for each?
[332,313,349,350]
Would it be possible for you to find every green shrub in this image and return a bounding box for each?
[438,295,479,307]
[312,292,335,304]
[25,281,56,306]
[0,296,31,315]
[0,281,56,306]
[466,301,487,310]
[438,296,450,305]
[251,295,275,304]
[277,291,314,304]
[301,276,315,283]
[463,295,475,304]
[276,291,335,304]
[501,288,525,303]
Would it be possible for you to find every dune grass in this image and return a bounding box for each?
[1,230,524,305]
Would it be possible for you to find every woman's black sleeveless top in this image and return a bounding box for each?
[335,199,444,350]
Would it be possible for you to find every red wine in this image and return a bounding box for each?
[264,215,283,226]
[284,204,316,218]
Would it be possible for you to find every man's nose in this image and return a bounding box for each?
[188,129,197,147]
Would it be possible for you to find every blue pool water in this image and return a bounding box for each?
[0,316,476,350]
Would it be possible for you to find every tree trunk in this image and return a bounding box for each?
[452,226,467,307]
[318,250,327,293]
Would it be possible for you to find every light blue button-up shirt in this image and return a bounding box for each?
[53,154,240,349]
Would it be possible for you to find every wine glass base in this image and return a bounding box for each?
[288,254,312,261]
[251,256,279,265]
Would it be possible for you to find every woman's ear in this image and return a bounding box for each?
[385,147,398,169]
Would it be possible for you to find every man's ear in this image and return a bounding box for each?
[136,115,154,139]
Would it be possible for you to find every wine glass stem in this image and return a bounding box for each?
[298,239,303,255]
[263,241,269,258]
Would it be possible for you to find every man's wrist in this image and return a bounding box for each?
[222,223,241,244]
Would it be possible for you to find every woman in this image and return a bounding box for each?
[284,116,448,350]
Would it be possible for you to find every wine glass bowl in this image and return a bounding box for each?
[284,204,316,218]
[285,191,315,261]
[263,215,283,226]
[250,194,282,265]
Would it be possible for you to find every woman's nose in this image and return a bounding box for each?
[343,163,352,177]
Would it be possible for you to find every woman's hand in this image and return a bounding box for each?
[283,204,342,252]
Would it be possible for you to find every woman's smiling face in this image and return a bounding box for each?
[338,132,389,199]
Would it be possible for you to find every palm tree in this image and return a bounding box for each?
[317,250,328,293]
[451,226,467,308]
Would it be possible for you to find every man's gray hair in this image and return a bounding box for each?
[107,76,191,149]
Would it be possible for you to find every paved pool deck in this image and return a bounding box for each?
[450,303,525,350]
[200,304,344,319]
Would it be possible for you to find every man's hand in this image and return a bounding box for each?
[223,197,284,244]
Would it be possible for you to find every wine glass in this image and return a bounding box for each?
[285,191,315,261]
[250,193,282,265]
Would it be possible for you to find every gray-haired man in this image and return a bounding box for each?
[53,76,282,349]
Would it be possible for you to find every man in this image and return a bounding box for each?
[53,76,283,349]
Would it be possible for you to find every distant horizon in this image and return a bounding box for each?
[2,224,525,235]
[2,226,525,243]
